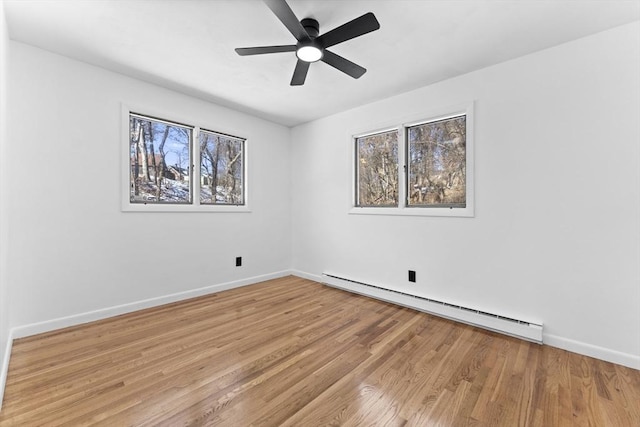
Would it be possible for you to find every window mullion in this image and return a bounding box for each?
[193,127,201,206]
[398,126,407,208]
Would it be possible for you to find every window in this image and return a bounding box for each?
[129,114,193,204]
[355,130,398,207]
[407,115,466,208]
[351,103,473,217]
[123,108,248,212]
[199,130,245,205]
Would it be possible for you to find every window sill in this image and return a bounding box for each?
[122,204,251,213]
[349,206,474,218]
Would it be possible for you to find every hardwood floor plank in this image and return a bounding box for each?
[280,315,430,426]
[516,342,540,426]
[0,276,639,426]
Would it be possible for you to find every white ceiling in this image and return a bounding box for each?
[4,0,640,127]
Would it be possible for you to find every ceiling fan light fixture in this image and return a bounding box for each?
[296,45,323,62]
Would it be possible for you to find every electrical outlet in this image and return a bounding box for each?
[236,257,242,267]
[408,270,416,282]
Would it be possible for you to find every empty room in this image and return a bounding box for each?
[0,0,639,425]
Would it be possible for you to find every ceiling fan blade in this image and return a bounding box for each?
[321,50,366,79]
[235,45,297,56]
[317,12,380,48]
[291,60,310,86]
[263,0,310,42]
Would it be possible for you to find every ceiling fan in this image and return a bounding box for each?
[235,0,380,86]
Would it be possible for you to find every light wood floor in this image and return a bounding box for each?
[0,276,638,426]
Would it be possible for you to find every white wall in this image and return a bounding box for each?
[5,42,292,330]
[0,0,11,408]
[291,22,640,366]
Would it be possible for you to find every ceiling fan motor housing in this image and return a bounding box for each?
[300,18,320,38]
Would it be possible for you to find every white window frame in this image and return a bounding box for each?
[121,103,250,213]
[349,102,474,218]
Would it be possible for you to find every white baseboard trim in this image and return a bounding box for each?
[544,333,640,370]
[11,270,292,339]
[290,270,323,282]
[0,329,13,412]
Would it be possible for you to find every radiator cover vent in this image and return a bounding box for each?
[323,273,543,343]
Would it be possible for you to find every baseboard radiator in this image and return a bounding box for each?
[322,273,543,344]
